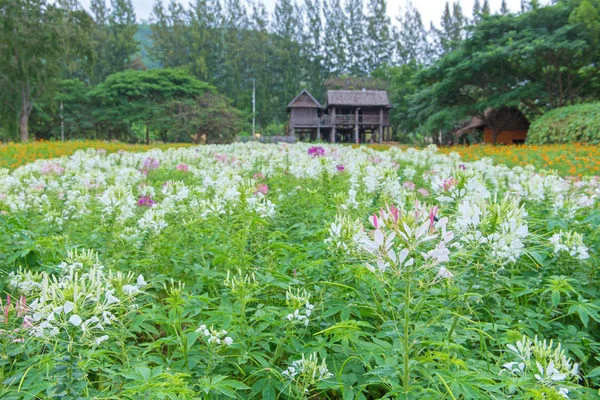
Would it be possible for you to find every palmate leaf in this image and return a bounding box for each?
[197,375,250,398]
[567,297,600,328]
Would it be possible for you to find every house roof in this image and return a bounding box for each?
[327,90,390,107]
[456,107,530,135]
[287,89,322,109]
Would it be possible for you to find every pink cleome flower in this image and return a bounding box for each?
[143,157,160,170]
[137,196,157,208]
[176,164,189,172]
[41,163,65,176]
[308,146,325,157]
[403,181,416,190]
[254,184,269,195]
[336,164,345,171]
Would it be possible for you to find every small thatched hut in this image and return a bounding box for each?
[457,107,530,144]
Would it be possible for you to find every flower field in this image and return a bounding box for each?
[1,143,599,399]
[0,140,193,170]
[436,144,600,177]
[3,141,600,178]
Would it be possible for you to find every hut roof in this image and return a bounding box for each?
[457,107,529,135]
[327,90,390,107]
[287,89,322,110]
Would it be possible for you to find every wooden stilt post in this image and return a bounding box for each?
[354,108,359,144]
[378,107,383,144]
[317,121,321,141]
[331,107,336,143]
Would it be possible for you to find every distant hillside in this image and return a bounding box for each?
[134,24,161,69]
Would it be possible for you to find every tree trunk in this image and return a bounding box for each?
[19,103,29,142]
[145,125,150,145]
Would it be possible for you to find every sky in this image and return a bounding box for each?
[79,0,545,27]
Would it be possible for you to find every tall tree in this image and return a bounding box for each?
[302,0,326,97]
[396,0,428,65]
[107,0,138,72]
[366,0,393,72]
[323,0,347,76]
[0,0,91,141]
[344,0,367,76]
[482,0,491,17]
[271,0,304,115]
[90,0,111,83]
[431,1,465,56]
[472,0,482,23]
[190,0,224,82]
[150,0,190,70]
[500,0,509,15]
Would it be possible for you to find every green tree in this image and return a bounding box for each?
[431,1,465,56]
[107,0,139,72]
[472,0,482,23]
[500,0,509,15]
[396,0,428,65]
[89,69,213,143]
[0,0,92,141]
[302,0,326,96]
[344,0,367,76]
[169,92,247,144]
[90,0,111,83]
[323,0,347,75]
[150,0,191,70]
[30,79,95,140]
[409,1,600,143]
[366,0,393,72]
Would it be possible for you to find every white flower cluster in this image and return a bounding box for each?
[501,335,579,399]
[195,324,233,346]
[9,250,146,345]
[356,203,455,281]
[455,196,529,264]
[282,353,333,386]
[7,267,43,296]
[324,213,364,254]
[285,288,315,327]
[550,231,590,260]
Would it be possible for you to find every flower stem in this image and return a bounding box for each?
[403,270,411,395]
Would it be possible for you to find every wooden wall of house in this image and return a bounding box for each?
[483,128,527,144]
[291,108,319,126]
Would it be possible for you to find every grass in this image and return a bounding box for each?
[2,140,599,177]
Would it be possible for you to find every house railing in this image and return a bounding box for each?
[319,115,388,125]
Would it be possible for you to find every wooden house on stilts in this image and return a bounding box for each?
[287,89,392,143]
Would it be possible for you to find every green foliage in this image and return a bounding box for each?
[527,103,600,144]
[402,0,600,143]
[1,144,599,398]
[89,68,214,142]
[0,0,94,141]
[263,122,286,136]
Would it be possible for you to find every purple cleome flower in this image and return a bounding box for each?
[137,195,157,208]
[308,146,325,157]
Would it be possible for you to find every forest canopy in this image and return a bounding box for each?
[0,0,598,143]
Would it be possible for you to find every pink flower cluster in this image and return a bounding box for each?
[143,157,160,170]
[141,157,160,175]
[308,146,325,157]
[41,163,65,175]
[176,163,189,172]
[254,184,269,195]
[1,295,30,343]
[137,195,157,208]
